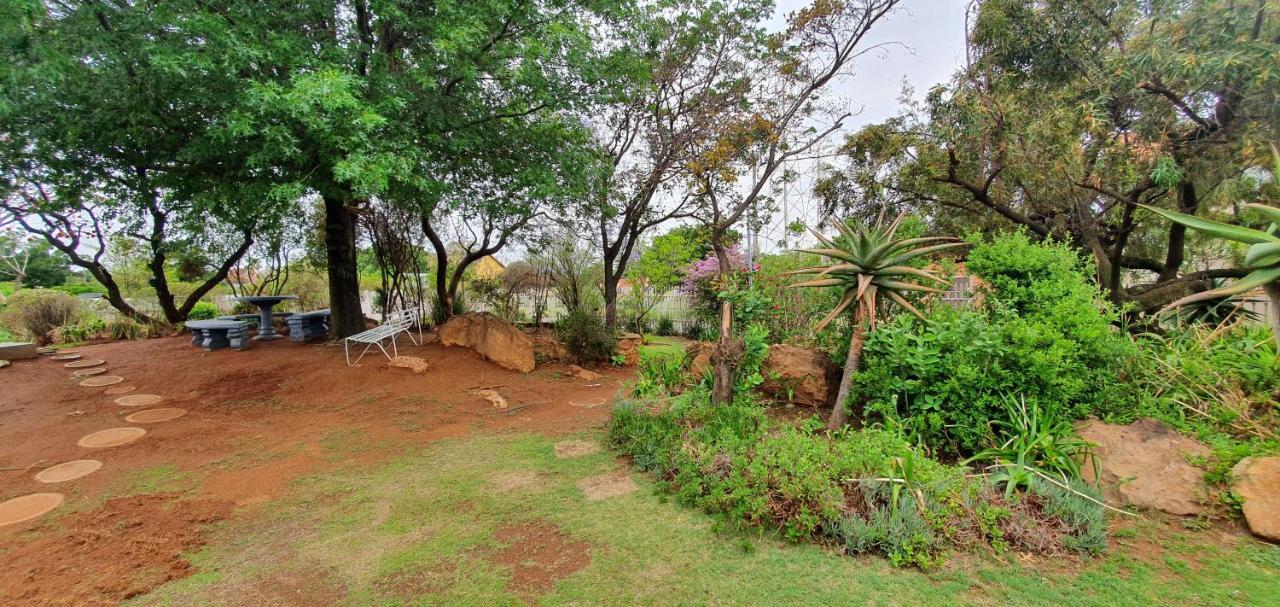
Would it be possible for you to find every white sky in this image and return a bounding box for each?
[749,0,969,252]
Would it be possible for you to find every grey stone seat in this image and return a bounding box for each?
[286,309,331,342]
[186,319,251,351]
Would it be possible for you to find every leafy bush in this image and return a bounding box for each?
[854,233,1135,456]
[609,390,1106,568]
[965,397,1096,497]
[187,301,220,320]
[54,318,105,343]
[48,284,106,296]
[655,316,675,336]
[632,351,686,398]
[556,308,616,363]
[106,318,148,340]
[1,290,82,344]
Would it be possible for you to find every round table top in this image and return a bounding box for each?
[231,295,299,304]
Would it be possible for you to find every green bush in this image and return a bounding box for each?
[854,232,1135,457]
[632,351,686,398]
[187,301,220,320]
[556,308,616,363]
[608,390,1106,568]
[1,290,82,344]
[55,317,105,343]
[655,316,675,336]
[48,284,107,296]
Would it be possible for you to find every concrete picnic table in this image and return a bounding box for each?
[231,295,299,341]
[186,319,252,351]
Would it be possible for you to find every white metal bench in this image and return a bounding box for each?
[343,307,422,366]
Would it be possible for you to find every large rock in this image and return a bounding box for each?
[760,344,838,407]
[1232,456,1280,541]
[527,329,569,363]
[1078,418,1210,515]
[0,342,37,360]
[616,333,642,366]
[437,313,536,373]
[685,341,715,378]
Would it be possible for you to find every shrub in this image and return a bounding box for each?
[556,308,616,363]
[632,351,686,398]
[48,284,107,296]
[1,290,82,344]
[854,233,1136,456]
[54,318,105,343]
[106,318,147,340]
[187,301,220,321]
[655,316,675,336]
[608,390,1106,568]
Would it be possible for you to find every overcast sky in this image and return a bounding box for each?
[748,0,969,250]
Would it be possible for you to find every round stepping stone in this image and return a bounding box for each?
[80,375,124,387]
[114,394,162,407]
[104,385,137,396]
[125,408,187,423]
[0,493,64,526]
[35,460,103,483]
[64,359,105,369]
[78,427,146,448]
[50,354,82,361]
[73,368,107,377]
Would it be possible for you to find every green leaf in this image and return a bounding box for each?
[1244,241,1280,268]
[1160,266,1280,314]
[1139,204,1278,245]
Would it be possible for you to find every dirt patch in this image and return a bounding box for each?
[198,368,288,404]
[243,565,349,607]
[554,440,602,459]
[489,470,545,492]
[377,562,457,599]
[0,493,231,606]
[487,519,592,601]
[577,471,639,501]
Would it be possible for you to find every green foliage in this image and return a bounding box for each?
[856,233,1135,456]
[965,397,1096,497]
[632,350,686,399]
[47,284,106,296]
[54,317,104,344]
[0,289,81,344]
[654,316,675,336]
[609,389,1107,568]
[556,308,617,364]
[187,301,220,321]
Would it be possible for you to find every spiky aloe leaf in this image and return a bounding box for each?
[878,241,967,268]
[875,265,950,285]
[1245,241,1280,268]
[790,278,845,289]
[882,289,926,320]
[1244,203,1280,227]
[1140,204,1278,245]
[1160,266,1280,314]
[814,289,856,331]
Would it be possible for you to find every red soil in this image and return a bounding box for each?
[0,335,625,606]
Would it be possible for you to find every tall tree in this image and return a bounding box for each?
[834,0,1279,312]
[689,0,903,404]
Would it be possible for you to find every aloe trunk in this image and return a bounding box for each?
[827,308,866,430]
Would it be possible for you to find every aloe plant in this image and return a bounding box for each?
[787,213,965,430]
[1142,200,1280,350]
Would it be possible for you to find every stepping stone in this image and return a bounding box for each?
[554,440,602,459]
[78,427,146,448]
[0,493,64,526]
[114,394,162,407]
[64,359,105,369]
[35,460,103,483]
[50,354,82,361]
[73,368,107,377]
[125,408,187,423]
[79,376,124,387]
[104,386,137,396]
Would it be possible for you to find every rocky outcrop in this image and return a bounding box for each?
[438,313,536,373]
[1078,418,1210,515]
[616,333,643,366]
[759,345,838,407]
[528,329,568,363]
[0,342,37,360]
[685,341,714,379]
[1232,456,1280,541]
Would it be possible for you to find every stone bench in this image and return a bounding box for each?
[286,309,331,342]
[186,320,251,351]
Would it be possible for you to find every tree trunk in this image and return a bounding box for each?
[826,307,866,431]
[710,239,738,405]
[323,191,364,337]
[1159,181,1197,282]
[1265,282,1280,353]
[603,271,619,332]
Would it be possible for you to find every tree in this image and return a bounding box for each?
[688,0,903,404]
[586,2,770,331]
[786,213,962,429]
[835,0,1279,313]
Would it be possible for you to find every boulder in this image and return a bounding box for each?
[616,333,643,366]
[1232,456,1280,541]
[438,313,536,373]
[1077,418,1210,515]
[759,344,838,407]
[568,365,602,382]
[685,341,715,378]
[0,342,37,360]
[528,329,568,363]
[387,356,430,374]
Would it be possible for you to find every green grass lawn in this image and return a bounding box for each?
[640,335,688,359]
[129,431,1280,607]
